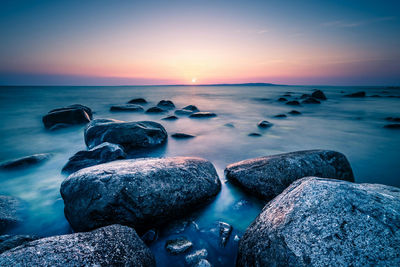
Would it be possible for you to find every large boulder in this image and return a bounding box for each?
[62,142,126,174]
[0,196,22,234]
[225,150,354,201]
[84,119,167,150]
[61,157,221,232]
[0,153,51,170]
[0,235,39,253]
[237,177,400,267]
[157,100,175,109]
[42,104,92,129]
[0,224,155,266]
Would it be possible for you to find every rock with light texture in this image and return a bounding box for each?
[0,224,155,266]
[0,196,23,234]
[0,235,39,253]
[62,142,126,174]
[185,249,208,265]
[165,237,193,254]
[237,177,400,267]
[61,157,221,232]
[225,150,354,201]
[84,119,167,150]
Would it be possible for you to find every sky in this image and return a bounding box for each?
[0,0,399,86]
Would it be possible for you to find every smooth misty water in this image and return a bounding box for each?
[0,85,399,266]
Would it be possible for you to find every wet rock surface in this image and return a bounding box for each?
[237,177,400,267]
[62,142,126,174]
[165,237,193,254]
[218,222,232,247]
[185,249,208,265]
[171,133,196,139]
[311,90,327,100]
[277,97,287,102]
[0,196,23,234]
[42,104,92,129]
[0,235,39,253]
[286,100,300,106]
[0,224,155,266]
[344,91,366,97]
[257,120,273,129]
[84,119,167,150]
[61,157,221,232]
[157,100,175,109]
[302,97,321,104]
[248,133,262,137]
[225,150,354,201]
[0,153,51,170]
[288,110,301,115]
[110,104,144,112]
[127,98,147,104]
[146,106,166,113]
[189,112,217,118]
[384,123,400,129]
[274,114,287,118]
[175,109,195,116]
[162,115,178,120]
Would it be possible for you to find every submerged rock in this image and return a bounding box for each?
[84,119,167,150]
[385,117,400,122]
[189,112,217,118]
[257,120,273,129]
[165,237,193,254]
[277,97,287,102]
[157,100,175,109]
[146,106,165,113]
[225,150,354,201]
[141,229,158,246]
[0,154,51,170]
[175,109,194,116]
[0,224,155,266]
[300,94,311,99]
[311,90,327,100]
[302,97,321,104]
[237,177,400,267]
[182,105,200,112]
[110,104,144,112]
[274,114,287,118]
[286,100,300,106]
[171,133,196,139]
[42,104,92,129]
[61,157,221,232]
[384,124,400,129]
[185,249,208,265]
[0,235,39,253]
[248,133,262,137]
[195,259,212,267]
[288,110,301,115]
[344,91,366,97]
[62,142,126,174]
[219,222,232,247]
[127,98,147,104]
[0,196,22,234]
[162,115,178,121]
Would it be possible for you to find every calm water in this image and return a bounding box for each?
[0,85,399,266]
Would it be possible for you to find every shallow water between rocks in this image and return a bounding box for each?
[0,85,399,266]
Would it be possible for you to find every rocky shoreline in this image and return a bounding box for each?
[0,89,399,266]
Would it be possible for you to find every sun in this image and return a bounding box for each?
[191,78,197,83]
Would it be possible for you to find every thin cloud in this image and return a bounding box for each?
[322,16,396,28]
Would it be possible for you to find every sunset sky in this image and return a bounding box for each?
[0,0,399,85]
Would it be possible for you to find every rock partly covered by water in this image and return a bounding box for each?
[42,104,92,129]
[157,100,175,109]
[171,133,196,139]
[162,115,178,121]
[219,221,233,247]
[344,91,366,97]
[185,249,208,265]
[84,119,167,150]
[189,112,217,118]
[0,224,155,266]
[0,196,23,234]
[146,106,165,113]
[384,124,400,129]
[288,110,301,115]
[225,150,354,201]
[0,235,39,253]
[61,157,221,232]
[311,90,327,100]
[110,104,144,112]
[0,153,51,170]
[286,100,300,106]
[237,177,400,267]
[62,142,126,174]
[127,98,147,104]
[302,97,321,104]
[257,121,273,129]
[165,237,193,254]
